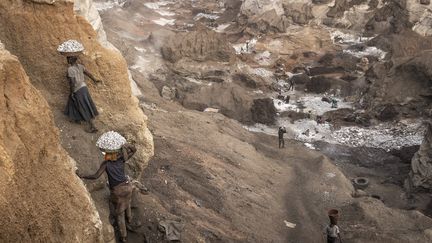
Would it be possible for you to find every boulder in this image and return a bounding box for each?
[306,76,351,95]
[251,98,277,125]
[161,86,176,100]
[375,104,399,121]
[283,2,314,25]
[413,10,432,36]
[290,73,311,85]
[232,73,260,88]
[181,83,254,123]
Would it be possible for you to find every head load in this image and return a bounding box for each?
[96,131,127,153]
[57,39,84,56]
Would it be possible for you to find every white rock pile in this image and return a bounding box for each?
[57,40,85,53]
[96,131,127,151]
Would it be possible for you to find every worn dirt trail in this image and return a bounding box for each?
[134,106,354,242]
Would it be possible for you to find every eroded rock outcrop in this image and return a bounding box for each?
[238,0,432,35]
[0,43,103,242]
[161,27,235,63]
[0,0,153,178]
[74,0,113,49]
[406,122,432,190]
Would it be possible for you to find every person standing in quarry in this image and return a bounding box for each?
[278,126,287,148]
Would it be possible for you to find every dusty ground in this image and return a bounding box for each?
[95,0,432,242]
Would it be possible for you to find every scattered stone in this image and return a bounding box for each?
[161,86,176,100]
[283,220,296,229]
[352,189,368,198]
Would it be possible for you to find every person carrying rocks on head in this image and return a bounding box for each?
[278,126,287,149]
[77,132,137,243]
[64,55,101,133]
[58,40,100,133]
[325,209,342,243]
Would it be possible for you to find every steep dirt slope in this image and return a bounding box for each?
[0,0,153,178]
[129,103,432,243]
[0,43,103,242]
[0,0,154,241]
[92,0,432,242]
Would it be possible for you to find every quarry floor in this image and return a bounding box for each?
[91,0,432,242]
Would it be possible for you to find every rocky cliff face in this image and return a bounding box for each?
[0,0,153,178]
[0,42,103,242]
[0,0,154,241]
[161,27,235,63]
[407,122,432,190]
[238,0,432,35]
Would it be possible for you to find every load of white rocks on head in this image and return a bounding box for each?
[96,131,127,151]
[57,39,85,53]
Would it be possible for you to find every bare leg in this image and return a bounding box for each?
[86,119,98,133]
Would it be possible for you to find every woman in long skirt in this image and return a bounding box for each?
[64,56,100,133]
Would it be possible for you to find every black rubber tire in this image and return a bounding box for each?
[353,177,369,190]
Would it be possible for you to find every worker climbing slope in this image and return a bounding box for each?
[78,131,137,243]
[58,40,101,133]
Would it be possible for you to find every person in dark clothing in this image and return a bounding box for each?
[278,126,287,148]
[78,143,137,243]
[64,56,101,133]
[287,77,295,91]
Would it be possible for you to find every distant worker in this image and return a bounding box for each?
[246,40,250,52]
[325,222,342,243]
[78,143,137,243]
[317,115,324,124]
[331,98,338,108]
[287,76,295,91]
[64,56,101,133]
[278,126,287,148]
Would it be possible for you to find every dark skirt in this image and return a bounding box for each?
[64,86,99,122]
